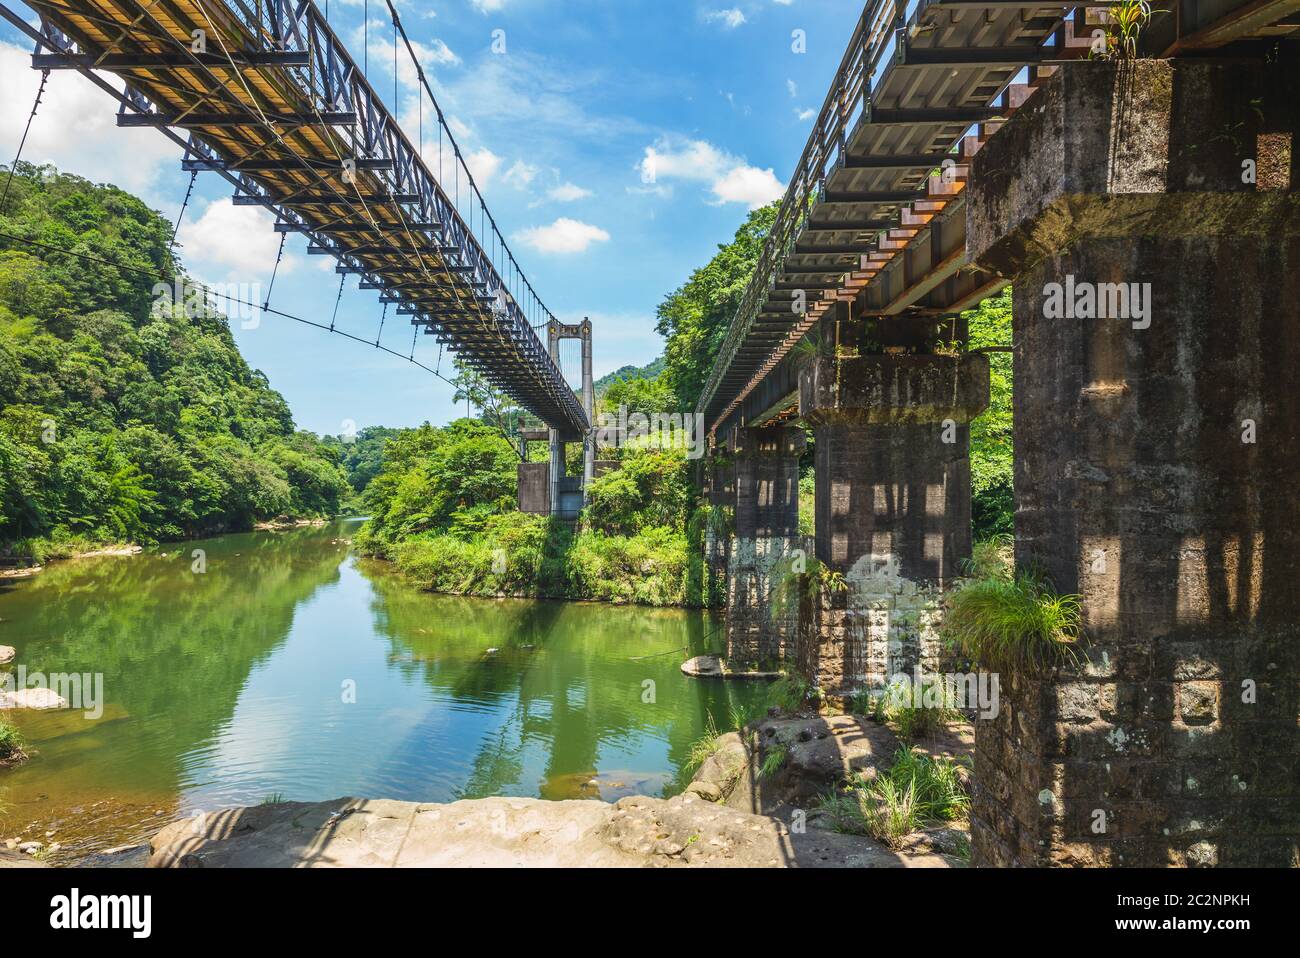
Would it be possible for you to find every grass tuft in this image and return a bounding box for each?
[818,747,969,849]
[0,719,27,767]
[759,740,789,779]
[766,674,809,713]
[943,570,1082,675]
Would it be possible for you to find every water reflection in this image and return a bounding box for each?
[0,522,761,857]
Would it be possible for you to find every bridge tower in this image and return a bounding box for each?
[542,319,594,520]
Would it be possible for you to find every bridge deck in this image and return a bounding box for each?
[698,0,1091,434]
[8,0,587,435]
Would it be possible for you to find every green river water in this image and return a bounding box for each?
[0,520,763,860]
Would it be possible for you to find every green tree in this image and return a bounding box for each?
[655,203,778,410]
[964,289,1014,538]
[0,164,349,550]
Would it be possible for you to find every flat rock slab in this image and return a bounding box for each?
[149,794,949,868]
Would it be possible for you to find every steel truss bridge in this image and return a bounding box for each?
[0,0,589,438]
[696,0,1300,438]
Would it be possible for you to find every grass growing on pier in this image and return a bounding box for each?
[942,571,1082,675]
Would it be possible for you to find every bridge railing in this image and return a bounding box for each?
[695,0,897,427]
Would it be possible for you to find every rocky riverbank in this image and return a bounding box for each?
[137,712,973,869]
[146,792,951,868]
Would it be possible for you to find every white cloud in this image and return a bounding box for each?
[547,182,592,202]
[636,137,783,209]
[797,108,816,121]
[471,0,508,11]
[512,218,609,255]
[711,165,785,209]
[465,147,502,187]
[350,19,458,90]
[0,42,179,198]
[704,8,747,28]
[786,79,798,98]
[177,199,297,280]
[502,159,539,189]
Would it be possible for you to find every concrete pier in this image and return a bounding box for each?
[967,60,1300,867]
[723,425,806,668]
[797,346,989,694]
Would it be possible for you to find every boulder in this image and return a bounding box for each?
[723,715,904,815]
[0,687,68,710]
[0,646,14,666]
[680,655,723,677]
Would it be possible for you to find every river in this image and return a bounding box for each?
[0,520,763,861]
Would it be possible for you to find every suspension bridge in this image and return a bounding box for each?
[0,0,589,441]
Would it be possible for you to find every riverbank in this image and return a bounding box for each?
[0,544,142,579]
[0,517,346,580]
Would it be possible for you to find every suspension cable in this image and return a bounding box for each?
[169,169,198,250]
[0,68,50,213]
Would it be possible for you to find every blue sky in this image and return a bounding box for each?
[1,0,858,434]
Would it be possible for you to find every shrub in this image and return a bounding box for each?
[584,446,691,535]
[873,677,963,742]
[567,527,689,606]
[0,719,27,766]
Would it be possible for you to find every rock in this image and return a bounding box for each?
[685,781,723,803]
[73,844,152,869]
[0,646,14,666]
[147,794,951,869]
[723,715,904,816]
[0,849,45,869]
[0,687,68,709]
[17,841,43,854]
[680,655,723,678]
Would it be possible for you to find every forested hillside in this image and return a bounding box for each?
[0,164,349,556]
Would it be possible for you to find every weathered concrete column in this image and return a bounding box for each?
[798,350,989,695]
[967,59,1300,867]
[699,450,735,609]
[723,425,805,668]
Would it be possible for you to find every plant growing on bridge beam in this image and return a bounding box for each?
[1093,0,1154,60]
[770,554,846,622]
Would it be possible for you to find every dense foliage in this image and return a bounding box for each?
[354,419,700,606]
[964,289,1014,538]
[321,425,406,498]
[0,164,349,553]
